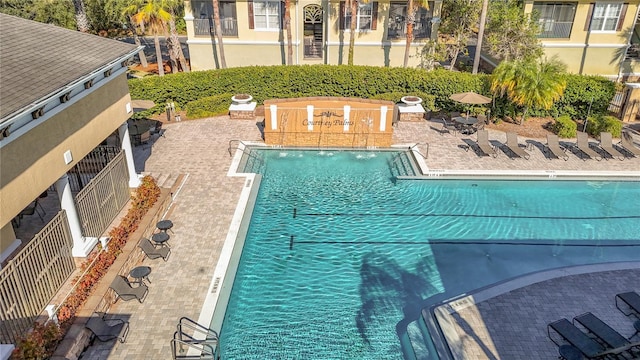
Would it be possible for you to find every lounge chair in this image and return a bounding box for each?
[619,130,640,157]
[616,291,640,318]
[545,134,569,160]
[548,318,606,358]
[439,118,458,136]
[139,237,171,261]
[599,132,625,160]
[86,312,129,343]
[109,275,148,303]
[574,132,602,160]
[573,312,630,349]
[502,132,530,159]
[475,130,498,157]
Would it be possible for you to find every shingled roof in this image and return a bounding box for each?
[0,13,139,120]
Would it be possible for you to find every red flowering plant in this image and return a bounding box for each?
[12,176,160,359]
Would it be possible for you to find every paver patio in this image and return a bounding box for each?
[78,117,640,359]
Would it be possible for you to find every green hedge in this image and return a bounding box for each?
[185,93,233,118]
[553,115,577,138]
[128,65,615,120]
[585,114,623,137]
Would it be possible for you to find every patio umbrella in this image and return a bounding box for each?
[450,91,492,119]
[449,91,491,104]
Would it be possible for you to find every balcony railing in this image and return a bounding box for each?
[387,22,432,40]
[193,18,238,37]
[538,21,573,39]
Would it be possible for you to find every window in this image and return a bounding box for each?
[387,2,433,40]
[342,2,376,31]
[590,3,623,31]
[253,0,281,30]
[532,2,576,38]
[192,0,237,36]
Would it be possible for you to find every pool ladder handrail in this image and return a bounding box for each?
[228,139,248,157]
[171,317,220,360]
[409,143,428,159]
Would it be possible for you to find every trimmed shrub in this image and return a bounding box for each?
[127,65,615,121]
[185,93,233,118]
[553,115,577,138]
[585,114,623,137]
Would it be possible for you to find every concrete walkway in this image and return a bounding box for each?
[80,117,640,359]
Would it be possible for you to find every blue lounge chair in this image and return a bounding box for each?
[616,291,640,318]
[573,312,630,349]
[548,318,606,358]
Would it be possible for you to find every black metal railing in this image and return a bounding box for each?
[537,21,573,38]
[193,18,238,37]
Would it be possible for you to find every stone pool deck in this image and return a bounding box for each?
[79,117,640,359]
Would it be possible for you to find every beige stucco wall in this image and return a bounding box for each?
[0,74,132,231]
[264,97,394,147]
[523,0,640,76]
[185,0,441,70]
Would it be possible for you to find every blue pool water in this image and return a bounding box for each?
[218,150,640,360]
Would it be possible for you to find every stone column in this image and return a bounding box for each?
[56,174,96,257]
[119,122,141,188]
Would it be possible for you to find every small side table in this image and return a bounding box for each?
[129,266,151,286]
[558,345,583,360]
[151,232,170,247]
[156,219,174,234]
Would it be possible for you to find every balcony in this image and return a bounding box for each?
[538,21,573,39]
[193,18,238,37]
[387,21,432,41]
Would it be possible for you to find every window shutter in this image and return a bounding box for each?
[248,0,255,29]
[340,1,345,30]
[371,2,378,30]
[617,3,628,31]
[584,3,594,31]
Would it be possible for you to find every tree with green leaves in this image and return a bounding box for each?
[491,57,567,123]
[120,0,149,68]
[403,0,429,67]
[164,0,189,72]
[484,0,542,62]
[438,0,480,70]
[128,0,171,76]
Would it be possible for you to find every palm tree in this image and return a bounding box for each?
[72,0,90,32]
[472,0,489,73]
[212,0,227,68]
[491,58,567,123]
[122,0,149,68]
[128,0,172,76]
[164,0,190,72]
[347,0,358,65]
[403,0,429,67]
[284,0,293,65]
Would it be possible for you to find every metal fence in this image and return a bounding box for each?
[0,211,74,344]
[608,90,626,116]
[75,150,130,238]
[67,146,121,192]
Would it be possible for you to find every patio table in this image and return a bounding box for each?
[129,266,151,286]
[453,116,478,134]
[151,232,170,247]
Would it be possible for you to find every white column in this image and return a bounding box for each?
[307,105,314,131]
[270,105,278,130]
[56,174,96,257]
[119,122,141,188]
[343,105,351,132]
[380,106,388,132]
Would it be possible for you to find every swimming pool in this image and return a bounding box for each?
[216,149,640,360]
